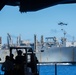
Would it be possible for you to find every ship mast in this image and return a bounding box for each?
[61,29,66,38]
[58,22,67,38]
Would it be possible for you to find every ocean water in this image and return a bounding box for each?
[0,64,76,75]
[38,65,76,75]
[0,64,4,75]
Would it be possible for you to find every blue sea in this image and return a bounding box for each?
[0,64,76,75]
[38,65,76,75]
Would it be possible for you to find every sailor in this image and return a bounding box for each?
[10,54,15,63]
[15,50,24,75]
[1,55,14,75]
[28,48,39,75]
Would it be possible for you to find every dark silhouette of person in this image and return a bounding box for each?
[15,50,24,75]
[28,48,39,75]
[10,54,15,75]
[10,54,15,63]
[1,55,14,75]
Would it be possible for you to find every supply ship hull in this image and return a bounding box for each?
[0,33,76,64]
[36,47,76,63]
[0,46,76,63]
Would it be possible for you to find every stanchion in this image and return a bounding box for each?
[55,63,57,75]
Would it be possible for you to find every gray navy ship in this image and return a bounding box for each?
[0,31,76,65]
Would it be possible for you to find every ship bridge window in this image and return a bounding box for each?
[41,50,44,52]
[20,44,26,46]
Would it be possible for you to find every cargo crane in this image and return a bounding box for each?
[7,33,21,48]
[7,33,13,48]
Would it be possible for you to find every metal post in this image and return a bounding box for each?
[55,63,57,75]
[10,47,12,56]
[25,48,28,75]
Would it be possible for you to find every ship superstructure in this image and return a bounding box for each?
[0,26,76,64]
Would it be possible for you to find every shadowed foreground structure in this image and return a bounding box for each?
[0,0,76,12]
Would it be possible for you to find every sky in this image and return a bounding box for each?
[0,4,76,44]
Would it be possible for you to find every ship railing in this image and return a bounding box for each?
[37,61,76,75]
[38,61,76,65]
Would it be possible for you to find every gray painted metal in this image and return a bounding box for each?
[0,47,76,63]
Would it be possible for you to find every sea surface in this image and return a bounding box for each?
[0,64,76,75]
